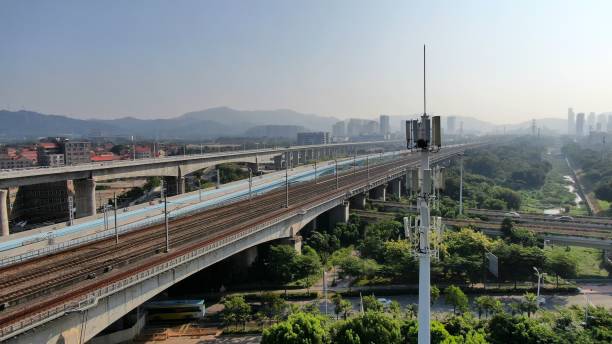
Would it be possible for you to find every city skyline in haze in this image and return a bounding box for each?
[1,0,612,124]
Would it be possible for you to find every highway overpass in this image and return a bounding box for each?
[0,140,402,237]
[0,144,474,343]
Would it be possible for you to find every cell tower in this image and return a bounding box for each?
[405,45,442,344]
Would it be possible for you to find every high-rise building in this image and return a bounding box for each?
[576,113,585,137]
[363,120,379,135]
[379,115,390,136]
[567,108,575,136]
[332,121,346,137]
[447,116,457,134]
[608,115,612,133]
[597,113,607,132]
[347,119,364,137]
[588,112,596,132]
[297,132,330,145]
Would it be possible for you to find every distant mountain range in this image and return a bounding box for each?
[0,107,338,141]
[0,107,576,141]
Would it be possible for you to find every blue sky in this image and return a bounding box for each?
[1,0,611,123]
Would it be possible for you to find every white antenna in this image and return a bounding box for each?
[405,44,443,344]
[424,44,427,115]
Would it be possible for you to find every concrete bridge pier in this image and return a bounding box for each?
[0,189,9,236]
[350,193,367,210]
[72,178,97,218]
[329,201,349,226]
[370,184,387,201]
[388,178,402,200]
[164,176,185,196]
[280,235,303,254]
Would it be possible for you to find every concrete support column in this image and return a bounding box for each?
[350,193,367,210]
[389,178,402,199]
[280,235,303,254]
[0,189,9,236]
[329,201,349,226]
[73,178,96,218]
[164,176,186,196]
[370,184,387,201]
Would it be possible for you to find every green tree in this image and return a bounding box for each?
[295,246,322,291]
[521,292,539,318]
[405,304,418,319]
[501,218,514,238]
[444,285,469,314]
[261,312,329,344]
[389,301,402,318]
[431,285,441,306]
[402,319,456,344]
[381,240,418,282]
[267,245,298,293]
[474,296,502,319]
[260,292,288,323]
[221,295,252,330]
[332,294,352,320]
[487,313,559,344]
[337,255,380,282]
[362,295,384,313]
[546,251,578,287]
[333,311,403,344]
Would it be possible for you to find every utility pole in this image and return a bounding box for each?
[198,179,202,202]
[353,154,356,175]
[164,193,169,253]
[459,153,464,216]
[248,168,253,200]
[314,161,317,184]
[114,193,118,244]
[367,156,370,180]
[216,169,221,189]
[68,195,74,226]
[335,159,339,189]
[285,152,289,208]
[131,135,135,161]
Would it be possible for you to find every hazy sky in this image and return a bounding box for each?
[1,0,611,123]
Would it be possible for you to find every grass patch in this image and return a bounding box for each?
[545,245,609,278]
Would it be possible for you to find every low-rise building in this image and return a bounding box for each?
[64,141,91,165]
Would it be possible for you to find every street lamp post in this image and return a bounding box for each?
[533,267,546,306]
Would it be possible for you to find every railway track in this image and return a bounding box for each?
[0,147,466,333]
[352,209,612,239]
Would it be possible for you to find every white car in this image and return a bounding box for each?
[377,298,392,307]
[504,211,521,218]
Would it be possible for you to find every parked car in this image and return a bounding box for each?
[555,215,574,222]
